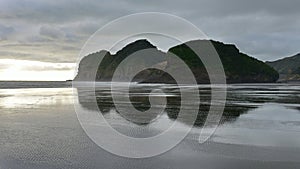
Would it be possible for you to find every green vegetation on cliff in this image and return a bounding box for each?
[266,53,300,82]
[166,40,279,83]
[75,39,279,83]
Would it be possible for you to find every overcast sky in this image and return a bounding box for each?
[0,0,299,80]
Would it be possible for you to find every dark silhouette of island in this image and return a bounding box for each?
[74,39,279,83]
[266,53,300,82]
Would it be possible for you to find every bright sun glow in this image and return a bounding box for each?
[0,59,76,81]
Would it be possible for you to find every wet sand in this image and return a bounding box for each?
[0,84,299,168]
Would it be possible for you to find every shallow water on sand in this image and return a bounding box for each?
[0,82,300,168]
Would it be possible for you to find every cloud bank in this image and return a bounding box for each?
[0,0,299,80]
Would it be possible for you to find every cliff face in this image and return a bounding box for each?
[74,50,111,81]
[74,39,279,84]
[144,40,278,84]
[266,53,300,82]
[96,39,165,82]
[74,39,166,82]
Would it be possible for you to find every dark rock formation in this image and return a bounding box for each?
[266,53,300,82]
[74,39,279,84]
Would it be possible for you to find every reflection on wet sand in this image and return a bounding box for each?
[0,88,74,109]
[76,83,257,127]
[1,83,300,168]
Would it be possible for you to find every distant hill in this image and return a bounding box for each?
[266,53,300,82]
[74,39,279,84]
[165,40,278,83]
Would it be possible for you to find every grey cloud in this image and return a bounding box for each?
[0,0,131,24]
[0,45,78,63]
[40,25,64,40]
[0,24,15,40]
[0,0,299,63]
[72,21,102,35]
[233,33,300,61]
[21,63,75,72]
[131,0,300,18]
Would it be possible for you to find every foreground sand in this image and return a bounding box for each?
[0,87,299,169]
